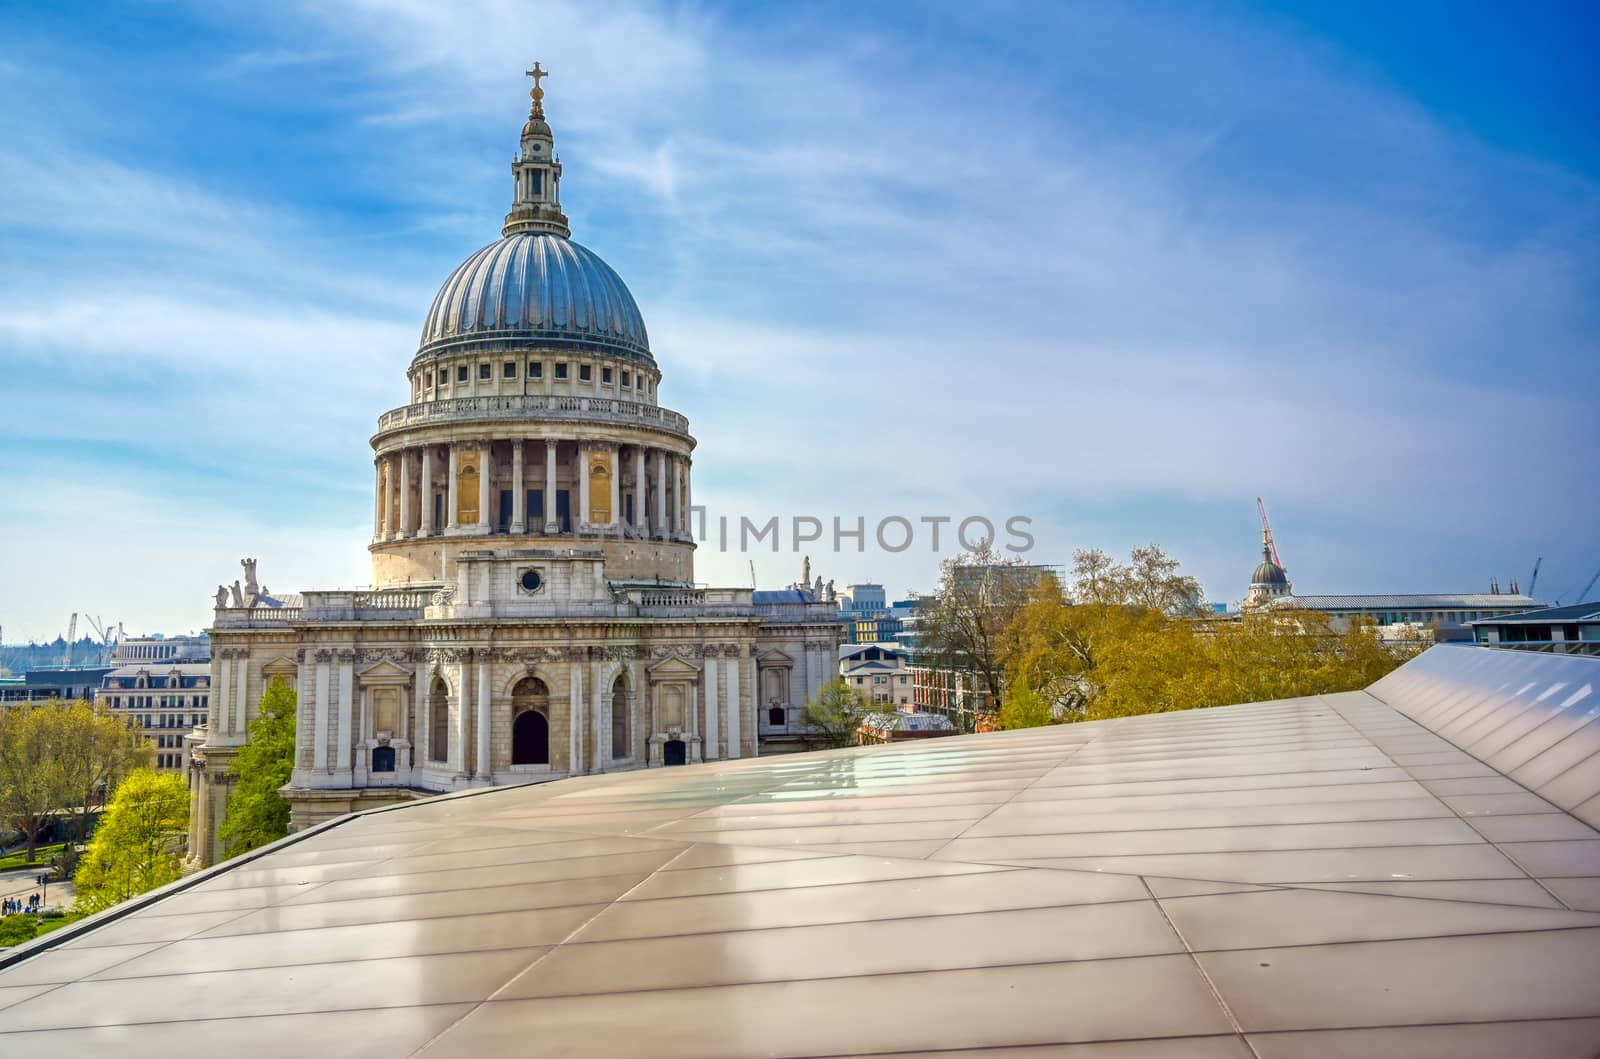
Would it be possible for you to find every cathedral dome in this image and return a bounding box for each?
[1252,557,1289,587]
[418,232,651,363]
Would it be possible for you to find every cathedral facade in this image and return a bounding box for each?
[187,67,841,867]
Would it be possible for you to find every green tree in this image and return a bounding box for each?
[803,678,869,750]
[73,768,189,913]
[0,704,67,862]
[54,700,150,874]
[0,701,148,865]
[996,678,1053,730]
[217,677,297,859]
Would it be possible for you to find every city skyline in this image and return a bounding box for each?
[2,0,1597,639]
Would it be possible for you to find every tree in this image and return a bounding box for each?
[1003,544,1402,724]
[996,678,1053,730]
[803,678,869,750]
[999,578,1166,717]
[1069,545,1202,616]
[1086,610,1403,720]
[217,677,297,859]
[0,701,147,870]
[918,545,1050,729]
[52,700,150,874]
[73,768,189,913]
[0,705,66,862]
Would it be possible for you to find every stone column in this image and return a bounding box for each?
[413,662,430,765]
[381,457,394,540]
[703,656,719,761]
[544,438,559,533]
[608,447,620,527]
[511,441,526,533]
[214,653,232,737]
[420,446,435,537]
[569,663,584,773]
[683,458,692,534]
[725,651,741,760]
[337,654,354,773]
[476,660,492,780]
[314,657,330,772]
[455,658,471,775]
[633,446,646,531]
[672,454,683,536]
[478,442,493,532]
[578,442,591,525]
[446,445,460,530]
[655,449,666,537]
[373,462,383,539]
[232,654,246,736]
[591,658,605,773]
[398,449,412,538]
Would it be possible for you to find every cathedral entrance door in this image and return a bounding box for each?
[663,739,687,766]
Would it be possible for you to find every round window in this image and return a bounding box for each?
[520,569,543,593]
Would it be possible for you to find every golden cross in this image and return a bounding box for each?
[525,61,549,91]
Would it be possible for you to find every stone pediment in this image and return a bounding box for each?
[261,655,299,676]
[645,654,702,678]
[756,647,795,667]
[358,659,413,683]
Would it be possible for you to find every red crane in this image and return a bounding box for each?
[1257,497,1285,569]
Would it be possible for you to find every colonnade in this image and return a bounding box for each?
[374,438,690,541]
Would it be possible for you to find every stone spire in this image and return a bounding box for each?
[503,61,571,238]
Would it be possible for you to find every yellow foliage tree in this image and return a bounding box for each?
[1000,549,1404,723]
[73,768,189,914]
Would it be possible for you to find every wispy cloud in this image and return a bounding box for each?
[0,0,1594,637]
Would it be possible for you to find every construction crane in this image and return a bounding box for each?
[63,612,77,668]
[1256,497,1285,569]
[85,615,118,665]
[1527,558,1543,599]
[1580,568,1600,604]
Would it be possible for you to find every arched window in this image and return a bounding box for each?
[511,677,551,766]
[429,676,449,763]
[611,674,629,759]
[512,710,550,766]
[371,746,396,772]
[768,706,786,727]
[663,739,687,766]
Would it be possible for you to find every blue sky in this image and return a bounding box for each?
[1,0,1596,640]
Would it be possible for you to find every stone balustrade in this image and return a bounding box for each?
[374,394,691,438]
[212,584,839,626]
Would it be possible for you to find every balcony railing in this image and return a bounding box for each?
[375,395,691,437]
[1471,640,1600,657]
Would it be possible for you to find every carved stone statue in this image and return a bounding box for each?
[801,555,812,587]
[230,581,245,608]
[241,558,259,597]
[825,579,835,601]
[214,585,229,608]
[814,576,823,597]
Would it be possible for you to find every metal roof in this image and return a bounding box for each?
[3,646,1598,1053]
[1467,602,1600,625]
[1280,593,1542,610]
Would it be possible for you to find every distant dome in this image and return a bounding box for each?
[418,232,651,363]
[1252,558,1289,587]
